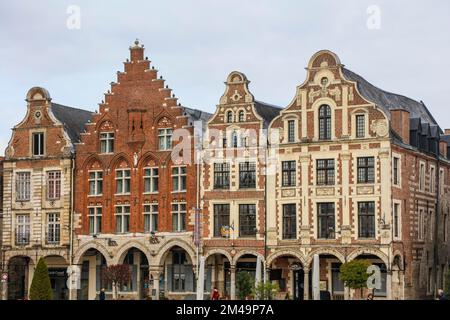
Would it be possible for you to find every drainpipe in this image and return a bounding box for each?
[263,130,268,284]
[433,135,441,296]
[68,157,75,300]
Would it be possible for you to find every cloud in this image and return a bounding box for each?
[1,0,450,153]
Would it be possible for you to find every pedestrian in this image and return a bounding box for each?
[99,288,106,300]
[366,293,374,300]
[211,287,220,300]
[437,289,448,300]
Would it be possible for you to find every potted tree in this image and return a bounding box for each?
[339,260,371,300]
[102,264,131,300]
[29,258,53,300]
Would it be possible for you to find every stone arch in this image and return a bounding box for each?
[154,111,174,128]
[266,249,306,267]
[73,241,112,265]
[6,254,35,267]
[346,248,389,266]
[112,240,153,265]
[95,117,115,132]
[138,151,160,169]
[392,251,404,270]
[108,152,131,169]
[26,86,51,101]
[232,250,264,266]
[204,249,233,263]
[81,154,105,171]
[305,248,346,267]
[155,239,196,267]
[307,50,341,69]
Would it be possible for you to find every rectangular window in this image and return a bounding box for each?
[317,203,335,239]
[88,207,102,235]
[444,212,448,243]
[172,203,186,232]
[172,251,186,292]
[16,172,31,201]
[316,159,335,185]
[355,115,365,138]
[158,128,173,150]
[116,169,131,194]
[418,208,425,240]
[440,169,444,195]
[357,157,375,183]
[282,204,297,239]
[89,171,103,196]
[358,202,375,238]
[100,132,114,153]
[214,204,230,237]
[47,213,60,244]
[430,166,435,193]
[239,204,256,237]
[282,161,296,187]
[214,163,230,189]
[393,157,400,186]
[32,132,44,156]
[144,204,158,232]
[15,214,30,245]
[172,166,187,192]
[144,168,159,193]
[287,120,295,143]
[47,171,61,200]
[115,206,130,233]
[239,162,256,189]
[419,163,425,191]
[429,210,434,241]
[393,203,400,239]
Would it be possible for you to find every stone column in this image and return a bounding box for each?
[230,265,236,300]
[303,267,310,300]
[149,266,162,300]
[386,271,392,300]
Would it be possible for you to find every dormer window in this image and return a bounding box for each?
[238,110,245,122]
[319,105,331,140]
[226,111,233,123]
[100,132,114,153]
[32,132,44,156]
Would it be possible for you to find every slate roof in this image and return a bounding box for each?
[254,100,282,127]
[184,107,213,125]
[342,68,439,127]
[51,103,93,143]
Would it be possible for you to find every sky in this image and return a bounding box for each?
[1,0,450,154]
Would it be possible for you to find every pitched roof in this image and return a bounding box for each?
[183,106,212,125]
[51,103,93,143]
[342,68,439,127]
[254,100,282,127]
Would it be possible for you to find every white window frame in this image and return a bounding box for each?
[88,206,102,235]
[172,166,187,192]
[100,132,114,154]
[88,170,103,196]
[172,202,186,232]
[115,169,131,195]
[158,128,173,150]
[47,170,61,200]
[47,213,60,244]
[392,154,401,187]
[418,208,425,240]
[143,167,159,194]
[16,171,31,201]
[32,131,45,156]
[15,214,30,245]
[393,201,402,240]
[115,205,131,234]
[144,204,158,232]
[430,165,435,193]
[419,162,425,191]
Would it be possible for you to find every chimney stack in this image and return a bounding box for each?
[391,109,410,144]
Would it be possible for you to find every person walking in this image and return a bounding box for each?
[99,288,106,300]
[437,289,448,300]
[211,287,220,300]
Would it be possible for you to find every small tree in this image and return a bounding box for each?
[236,271,253,300]
[339,260,371,299]
[102,264,131,300]
[29,258,53,300]
[253,281,279,300]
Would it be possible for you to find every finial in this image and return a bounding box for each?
[134,38,139,46]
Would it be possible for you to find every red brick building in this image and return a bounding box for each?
[72,40,210,300]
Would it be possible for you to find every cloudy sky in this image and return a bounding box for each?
[1,0,449,154]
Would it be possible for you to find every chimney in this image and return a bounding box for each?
[391,109,410,144]
[130,39,144,62]
[445,129,450,135]
[440,140,448,158]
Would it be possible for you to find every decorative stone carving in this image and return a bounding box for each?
[316,187,335,196]
[309,88,321,103]
[5,146,14,159]
[357,186,374,195]
[371,119,389,137]
[231,90,242,102]
[281,189,296,198]
[348,86,354,101]
[329,87,341,101]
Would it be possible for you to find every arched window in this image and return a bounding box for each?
[319,105,332,140]
[227,111,233,123]
[232,131,238,148]
[238,110,245,122]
